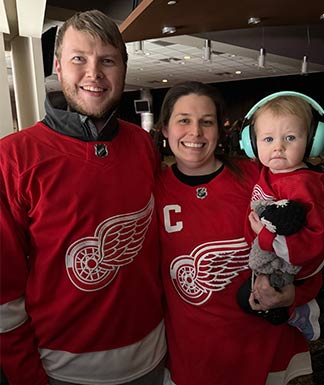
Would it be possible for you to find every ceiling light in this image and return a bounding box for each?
[162,26,176,35]
[183,55,191,60]
[257,27,266,68]
[301,27,310,75]
[301,55,308,75]
[258,48,266,68]
[162,79,168,83]
[133,41,144,55]
[167,0,177,5]
[320,14,324,20]
[235,70,242,74]
[248,17,261,25]
[202,39,211,61]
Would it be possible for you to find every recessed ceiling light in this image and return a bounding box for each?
[162,26,176,34]
[248,17,261,25]
[235,70,242,74]
[162,79,168,83]
[320,14,324,20]
[167,0,177,5]
[183,55,191,60]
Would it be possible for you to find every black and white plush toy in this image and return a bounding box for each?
[249,199,307,288]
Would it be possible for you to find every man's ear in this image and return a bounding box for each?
[54,57,61,81]
[162,126,168,138]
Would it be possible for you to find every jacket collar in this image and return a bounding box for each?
[42,91,119,142]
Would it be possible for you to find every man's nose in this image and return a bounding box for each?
[86,61,104,79]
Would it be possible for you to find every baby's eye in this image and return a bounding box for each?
[264,137,273,143]
[286,135,296,142]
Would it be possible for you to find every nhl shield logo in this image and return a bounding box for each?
[95,144,108,158]
[196,187,207,199]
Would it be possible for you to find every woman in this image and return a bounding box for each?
[155,81,321,385]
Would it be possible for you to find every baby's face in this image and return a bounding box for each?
[255,109,308,174]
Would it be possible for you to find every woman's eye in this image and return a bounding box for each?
[179,118,190,124]
[103,58,114,65]
[202,120,214,126]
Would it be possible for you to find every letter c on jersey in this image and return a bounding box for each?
[163,205,183,233]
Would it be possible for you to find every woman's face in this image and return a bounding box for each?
[163,94,219,175]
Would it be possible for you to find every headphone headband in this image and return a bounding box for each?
[244,91,324,120]
[240,91,324,158]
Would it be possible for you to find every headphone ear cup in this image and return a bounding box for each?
[309,121,324,157]
[239,125,256,158]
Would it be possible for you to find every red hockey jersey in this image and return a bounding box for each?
[0,121,166,384]
[155,159,320,385]
[250,166,324,279]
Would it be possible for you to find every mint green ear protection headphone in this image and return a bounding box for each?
[239,91,324,158]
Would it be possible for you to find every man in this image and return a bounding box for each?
[0,10,166,385]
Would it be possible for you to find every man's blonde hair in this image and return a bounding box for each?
[55,9,128,66]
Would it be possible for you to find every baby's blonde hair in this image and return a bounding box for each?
[253,95,313,134]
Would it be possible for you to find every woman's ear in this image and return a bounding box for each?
[162,126,168,138]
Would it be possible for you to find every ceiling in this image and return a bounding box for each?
[6,0,324,92]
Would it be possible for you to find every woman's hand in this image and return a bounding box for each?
[249,274,295,311]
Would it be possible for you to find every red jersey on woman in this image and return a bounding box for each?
[156,159,320,385]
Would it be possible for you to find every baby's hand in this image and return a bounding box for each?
[248,211,264,235]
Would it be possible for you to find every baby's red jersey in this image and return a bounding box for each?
[251,166,324,279]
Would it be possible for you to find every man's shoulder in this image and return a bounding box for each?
[118,119,146,132]
[118,119,153,143]
[0,122,45,145]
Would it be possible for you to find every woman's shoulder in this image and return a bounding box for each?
[228,157,260,181]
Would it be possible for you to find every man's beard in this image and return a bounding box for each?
[61,80,123,119]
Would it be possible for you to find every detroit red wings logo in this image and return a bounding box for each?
[170,238,250,305]
[66,196,154,291]
[251,184,274,202]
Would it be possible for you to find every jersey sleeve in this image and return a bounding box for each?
[290,270,323,311]
[0,160,48,385]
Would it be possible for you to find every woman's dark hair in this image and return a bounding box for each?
[156,81,242,176]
